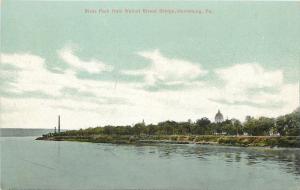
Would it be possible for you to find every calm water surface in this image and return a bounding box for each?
[1,137,300,190]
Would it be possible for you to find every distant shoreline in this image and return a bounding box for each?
[36,135,300,148]
[0,128,54,137]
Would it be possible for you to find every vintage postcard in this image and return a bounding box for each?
[1,0,300,190]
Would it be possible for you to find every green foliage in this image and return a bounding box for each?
[244,117,274,136]
[57,109,299,138]
[275,108,300,136]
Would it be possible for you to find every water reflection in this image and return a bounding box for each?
[2,138,299,190]
[94,142,300,176]
[126,144,300,176]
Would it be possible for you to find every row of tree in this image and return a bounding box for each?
[61,108,300,137]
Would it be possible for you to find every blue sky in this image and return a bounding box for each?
[1,1,299,129]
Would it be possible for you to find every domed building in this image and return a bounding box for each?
[215,110,224,123]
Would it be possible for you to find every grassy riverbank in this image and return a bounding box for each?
[36,135,300,148]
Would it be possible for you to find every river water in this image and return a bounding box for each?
[1,137,300,190]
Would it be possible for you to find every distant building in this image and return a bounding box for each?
[269,128,280,136]
[243,132,249,136]
[215,110,224,123]
[245,115,253,121]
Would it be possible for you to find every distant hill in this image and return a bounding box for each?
[0,128,54,137]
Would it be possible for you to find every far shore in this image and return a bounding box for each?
[36,135,300,148]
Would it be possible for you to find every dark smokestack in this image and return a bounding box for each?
[58,115,61,133]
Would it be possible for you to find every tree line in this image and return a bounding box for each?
[60,107,300,137]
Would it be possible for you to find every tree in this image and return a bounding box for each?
[284,109,300,136]
[195,117,211,134]
[133,123,146,136]
[55,109,299,137]
[147,124,157,135]
[244,117,274,136]
[275,116,287,136]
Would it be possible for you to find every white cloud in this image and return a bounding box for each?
[58,46,113,73]
[213,63,297,116]
[2,53,59,95]
[123,49,207,86]
[1,52,298,129]
[215,63,283,90]
[1,53,85,96]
